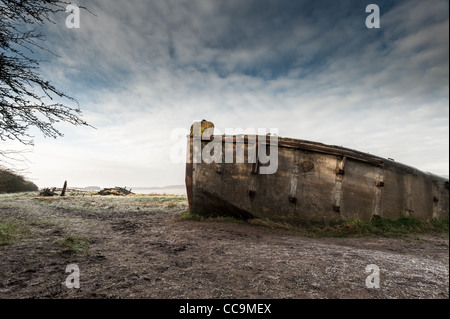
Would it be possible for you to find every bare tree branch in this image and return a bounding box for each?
[0,0,93,148]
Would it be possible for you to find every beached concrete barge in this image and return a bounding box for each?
[185,121,449,223]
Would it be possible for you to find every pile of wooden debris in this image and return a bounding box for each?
[39,187,58,196]
[39,181,67,197]
[97,187,134,196]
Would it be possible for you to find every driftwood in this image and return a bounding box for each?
[39,187,57,196]
[60,181,67,197]
[97,187,134,196]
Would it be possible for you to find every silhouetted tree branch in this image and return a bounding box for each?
[0,0,92,147]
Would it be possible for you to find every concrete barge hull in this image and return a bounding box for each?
[186,135,449,224]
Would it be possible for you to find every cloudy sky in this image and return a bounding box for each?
[5,0,449,188]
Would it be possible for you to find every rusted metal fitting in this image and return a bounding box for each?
[376,181,384,187]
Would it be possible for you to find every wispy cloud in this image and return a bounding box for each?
[18,0,448,187]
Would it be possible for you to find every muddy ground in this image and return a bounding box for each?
[0,192,448,299]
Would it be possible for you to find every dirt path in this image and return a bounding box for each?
[0,194,448,299]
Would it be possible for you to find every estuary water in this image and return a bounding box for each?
[131,187,186,195]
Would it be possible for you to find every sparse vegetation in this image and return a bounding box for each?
[0,221,21,246]
[180,212,244,223]
[0,168,38,194]
[60,236,90,254]
[304,217,450,238]
[182,212,449,238]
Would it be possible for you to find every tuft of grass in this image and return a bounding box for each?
[180,212,207,221]
[179,212,245,224]
[60,236,90,254]
[249,218,299,232]
[0,222,20,246]
[427,218,450,232]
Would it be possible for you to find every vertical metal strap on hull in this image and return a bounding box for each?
[288,150,300,205]
[216,138,226,174]
[251,140,259,174]
[405,174,414,217]
[332,156,346,214]
[185,136,194,211]
[374,166,384,217]
[432,180,439,219]
[247,141,258,205]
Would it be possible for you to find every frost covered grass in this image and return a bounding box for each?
[0,191,188,214]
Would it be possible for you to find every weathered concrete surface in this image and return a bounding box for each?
[186,129,449,223]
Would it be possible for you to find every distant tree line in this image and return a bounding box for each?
[0,167,38,193]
